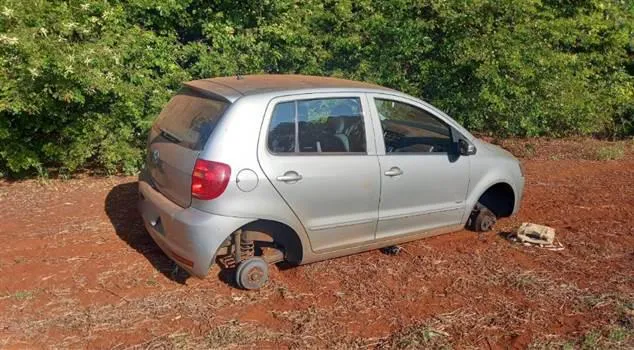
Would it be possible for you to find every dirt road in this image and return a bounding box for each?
[1,139,632,349]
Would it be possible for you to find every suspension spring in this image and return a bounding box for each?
[240,240,255,259]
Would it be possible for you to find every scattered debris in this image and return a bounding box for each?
[381,245,403,255]
[508,223,564,250]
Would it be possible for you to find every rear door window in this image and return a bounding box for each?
[154,88,230,150]
[267,97,366,154]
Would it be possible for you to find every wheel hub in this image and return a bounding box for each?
[236,257,269,290]
[481,216,494,230]
[247,267,264,283]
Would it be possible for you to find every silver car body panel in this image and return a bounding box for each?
[365,92,471,239]
[256,92,381,252]
[138,75,525,277]
[138,177,252,276]
[146,127,199,208]
[185,74,396,103]
[466,138,525,216]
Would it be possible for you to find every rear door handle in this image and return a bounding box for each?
[276,171,303,183]
[384,167,403,177]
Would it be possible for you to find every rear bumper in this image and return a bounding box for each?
[137,179,251,277]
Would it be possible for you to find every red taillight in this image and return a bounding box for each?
[191,159,231,200]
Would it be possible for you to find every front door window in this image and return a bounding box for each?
[375,98,452,154]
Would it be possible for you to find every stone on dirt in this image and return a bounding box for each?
[515,223,555,244]
[509,223,563,250]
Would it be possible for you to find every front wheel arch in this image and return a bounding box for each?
[474,182,516,218]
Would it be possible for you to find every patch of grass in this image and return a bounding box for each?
[528,337,575,350]
[11,290,34,300]
[119,322,285,349]
[395,327,450,349]
[608,326,628,342]
[595,144,625,161]
[511,142,537,158]
[581,330,600,349]
[0,289,37,301]
[492,139,538,159]
[550,154,562,161]
[524,143,537,157]
[206,321,248,347]
[272,306,324,337]
[616,303,634,330]
[509,271,541,291]
[380,322,451,349]
[205,320,276,347]
[139,332,193,349]
[530,324,633,350]
[492,137,632,161]
[272,306,374,348]
[503,270,561,297]
[576,294,611,311]
[575,293,634,316]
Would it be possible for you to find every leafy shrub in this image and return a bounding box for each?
[0,1,189,175]
[1,0,632,176]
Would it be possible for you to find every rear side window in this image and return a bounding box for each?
[154,88,230,150]
[268,97,366,154]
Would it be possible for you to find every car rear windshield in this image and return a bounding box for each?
[154,87,230,150]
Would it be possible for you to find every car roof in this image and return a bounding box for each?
[184,74,396,102]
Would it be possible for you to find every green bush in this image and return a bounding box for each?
[0,0,189,176]
[1,0,632,177]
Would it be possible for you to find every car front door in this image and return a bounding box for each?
[258,93,380,252]
[368,94,470,239]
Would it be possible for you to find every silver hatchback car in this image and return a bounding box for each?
[138,75,524,289]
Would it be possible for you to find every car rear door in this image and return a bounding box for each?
[368,93,470,239]
[146,87,230,208]
[257,93,380,252]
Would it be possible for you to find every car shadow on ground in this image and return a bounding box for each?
[497,231,514,240]
[105,181,190,284]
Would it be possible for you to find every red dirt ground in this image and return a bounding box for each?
[0,139,633,349]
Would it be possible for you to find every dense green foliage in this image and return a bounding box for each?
[1,0,632,176]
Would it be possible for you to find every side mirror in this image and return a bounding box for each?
[459,139,476,156]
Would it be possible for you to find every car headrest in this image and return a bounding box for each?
[326,117,346,134]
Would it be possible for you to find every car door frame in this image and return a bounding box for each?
[256,91,381,253]
[366,92,471,239]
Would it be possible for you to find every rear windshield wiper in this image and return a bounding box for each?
[159,127,182,144]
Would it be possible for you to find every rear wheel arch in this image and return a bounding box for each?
[240,219,304,264]
[475,182,515,218]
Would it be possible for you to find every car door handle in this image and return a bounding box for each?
[384,167,403,177]
[276,171,303,183]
